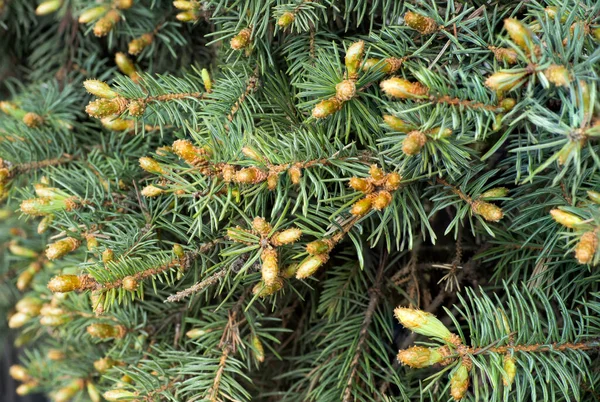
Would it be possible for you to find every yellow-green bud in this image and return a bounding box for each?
[500,98,516,111]
[230,28,252,50]
[404,11,438,34]
[87,323,126,339]
[345,41,364,79]
[141,185,163,197]
[296,254,328,279]
[122,276,138,291]
[128,33,153,55]
[394,307,453,340]
[480,187,509,199]
[37,214,53,234]
[87,382,102,402]
[402,131,427,155]
[544,65,570,87]
[15,297,42,316]
[23,112,44,128]
[9,365,30,381]
[252,335,265,362]
[78,6,107,23]
[281,263,299,278]
[504,18,535,51]
[472,201,504,222]
[35,0,62,16]
[186,328,208,339]
[371,190,393,210]
[252,277,284,297]
[385,172,402,191]
[503,356,516,387]
[335,80,356,101]
[593,27,600,42]
[102,248,114,263]
[380,77,428,99]
[48,274,81,293]
[397,346,444,368]
[115,52,138,78]
[47,349,66,361]
[84,80,118,99]
[139,157,165,174]
[349,177,373,194]
[128,100,146,117]
[261,248,279,286]
[485,71,527,92]
[450,363,470,400]
[312,98,341,119]
[103,389,137,401]
[587,190,600,204]
[8,312,31,328]
[201,68,212,92]
[575,231,597,265]
[350,197,372,216]
[86,98,123,118]
[306,240,332,255]
[46,237,80,260]
[277,12,295,28]
[383,115,415,133]
[271,228,302,246]
[16,382,37,396]
[173,1,196,10]
[54,380,82,402]
[94,357,115,373]
[9,242,38,258]
[176,10,200,22]
[549,209,584,228]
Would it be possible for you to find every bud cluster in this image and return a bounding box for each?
[174,1,203,22]
[349,165,402,216]
[312,41,365,119]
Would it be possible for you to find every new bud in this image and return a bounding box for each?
[485,71,527,92]
[186,328,208,339]
[383,115,415,133]
[345,40,364,79]
[78,6,107,23]
[122,276,139,291]
[115,52,139,79]
[252,277,283,297]
[84,80,118,99]
[394,307,453,341]
[335,80,356,101]
[139,157,165,174]
[371,191,393,210]
[48,274,81,293]
[277,12,295,28]
[87,323,126,339]
[230,28,252,50]
[296,254,328,279]
[271,228,302,246]
[479,187,509,199]
[9,365,30,381]
[544,65,570,87]
[549,209,583,228]
[402,131,427,155]
[306,239,332,255]
[397,346,444,368]
[288,166,302,184]
[575,231,597,265]
[472,201,504,222]
[35,0,62,16]
[141,185,163,197]
[380,78,428,99]
[201,68,212,92]
[349,177,374,194]
[252,335,265,362]
[312,98,341,119]
[103,389,137,401]
[8,312,31,328]
[384,172,402,191]
[350,197,372,216]
[252,217,272,235]
[86,99,122,118]
[502,355,516,387]
[450,363,470,400]
[504,18,535,51]
[46,237,80,260]
[404,11,438,34]
[587,191,600,204]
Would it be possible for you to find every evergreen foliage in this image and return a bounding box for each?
[1,0,600,401]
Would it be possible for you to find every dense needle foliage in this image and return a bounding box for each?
[1,0,600,401]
